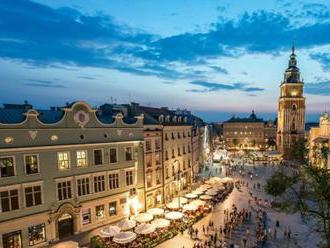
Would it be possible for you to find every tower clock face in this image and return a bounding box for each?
[74,110,89,127]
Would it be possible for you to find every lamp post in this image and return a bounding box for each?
[176,169,182,208]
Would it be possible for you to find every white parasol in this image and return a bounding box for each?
[200,195,213,200]
[190,199,206,206]
[151,218,170,229]
[134,213,153,223]
[113,231,137,244]
[116,219,136,231]
[147,208,164,216]
[185,193,198,199]
[134,223,156,235]
[183,204,198,212]
[165,211,184,220]
[99,225,121,237]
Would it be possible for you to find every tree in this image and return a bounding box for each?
[266,161,330,247]
[320,145,329,167]
[290,138,308,163]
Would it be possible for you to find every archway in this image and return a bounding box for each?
[57,213,74,239]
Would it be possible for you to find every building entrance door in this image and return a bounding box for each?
[58,213,74,239]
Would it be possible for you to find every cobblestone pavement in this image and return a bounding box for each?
[156,163,319,248]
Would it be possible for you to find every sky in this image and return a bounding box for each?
[0,0,330,122]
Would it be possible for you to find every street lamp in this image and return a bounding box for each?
[175,169,182,208]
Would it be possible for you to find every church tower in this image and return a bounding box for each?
[277,45,306,156]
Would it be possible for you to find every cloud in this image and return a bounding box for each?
[78,76,97,80]
[305,81,330,96]
[24,79,66,88]
[209,66,228,74]
[0,0,330,81]
[187,80,264,93]
[310,52,330,71]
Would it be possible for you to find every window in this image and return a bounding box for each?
[155,152,161,165]
[155,139,161,150]
[183,146,186,154]
[109,148,117,163]
[76,150,87,167]
[165,133,168,140]
[3,231,22,248]
[146,155,152,167]
[125,147,133,161]
[77,177,90,196]
[94,175,105,193]
[82,208,91,225]
[109,201,117,216]
[188,145,191,153]
[172,149,175,158]
[25,185,42,207]
[165,150,169,160]
[57,152,70,170]
[171,133,175,139]
[178,132,181,139]
[126,171,133,186]
[145,140,152,152]
[156,169,161,184]
[94,149,103,165]
[165,167,169,179]
[178,147,181,156]
[109,173,119,190]
[188,159,191,168]
[183,160,186,170]
[57,181,72,201]
[25,155,39,175]
[28,223,46,246]
[0,189,19,212]
[96,205,105,220]
[0,156,15,177]
[146,172,152,188]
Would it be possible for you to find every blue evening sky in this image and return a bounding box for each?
[0,0,330,122]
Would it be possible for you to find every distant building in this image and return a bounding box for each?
[223,111,276,150]
[308,113,330,169]
[277,46,306,156]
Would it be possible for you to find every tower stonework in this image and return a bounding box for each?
[277,46,306,156]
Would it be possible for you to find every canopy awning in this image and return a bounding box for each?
[172,197,188,204]
[190,199,206,207]
[183,204,198,212]
[200,195,213,200]
[185,193,198,199]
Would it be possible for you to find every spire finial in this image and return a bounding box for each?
[292,36,296,55]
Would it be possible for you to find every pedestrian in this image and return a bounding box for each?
[288,227,291,239]
[274,228,277,240]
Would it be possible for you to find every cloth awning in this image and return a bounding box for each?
[206,189,218,196]
[113,231,137,244]
[99,225,121,237]
[147,208,164,216]
[134,213,153,223]
[191,190,204,195]
[151,218,170,229]
[200,195,213,200]
[165,211,184,220]
[134,223,156,235]
[116,219,136,231]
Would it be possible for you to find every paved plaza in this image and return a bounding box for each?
[157,162,319,248]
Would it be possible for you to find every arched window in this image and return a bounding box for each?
[292,104,297,111]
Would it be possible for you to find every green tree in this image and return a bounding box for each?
[266,162,330,247]
[290,138,308,162]
[320,145,329,166]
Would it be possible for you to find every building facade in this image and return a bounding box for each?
[277,46,306,156]
[0,101,145,247]
[308,113,330,169]
[223,111,273,150]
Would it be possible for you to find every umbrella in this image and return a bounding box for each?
[165,211,184,220]
[151,218,170,229]
[191,199,206,206]
[134,223,156,235]
[183,204,198,212]
[147,208,164,216]
[52,241,79,248]
[113,231,137,244]
[117,219,136,230]
[166,201,184,209]
[200,184,212,189]
[185,193,198,199]
[206,189,218,196]
[200,195,213,200]
[135,213,153,223]
[99,226,121,237]
[195,187,206,192]
[192,190,204,195]
[172,197,188,204]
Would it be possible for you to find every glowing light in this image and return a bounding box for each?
[4,137,13,144]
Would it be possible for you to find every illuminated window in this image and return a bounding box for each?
[109,201,117,216]
[76,150,87,167]
[0,156,15,177]
[57,152,70,170]
[28,223,46,246]
[25,155,39,174]
[96,205,105,220]
[82,208,91,225]
[125,147,133,161]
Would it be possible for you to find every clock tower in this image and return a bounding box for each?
[277,45,306,156]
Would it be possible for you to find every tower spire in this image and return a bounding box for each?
[291,37,295,55]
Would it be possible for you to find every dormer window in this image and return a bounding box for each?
[158,115,164,123]
[172,116,177,122]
